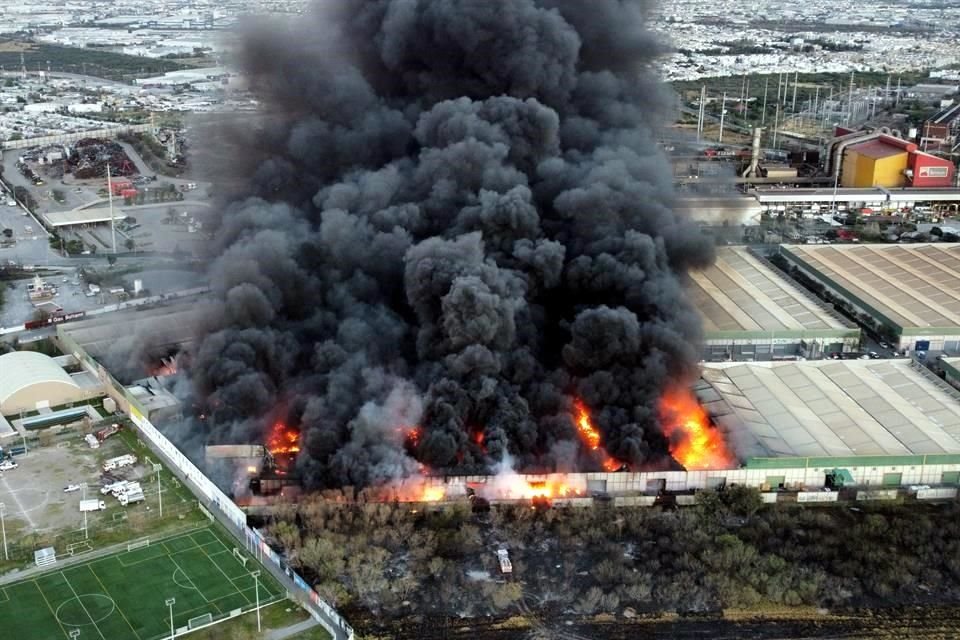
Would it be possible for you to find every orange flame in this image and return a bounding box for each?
[421,486,446,501]
[398,425,421,447]
[573,399,622,472]
[659,387,734,470]
[267,422,301,455]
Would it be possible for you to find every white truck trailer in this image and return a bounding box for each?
[102,454,136,472]
[80,499,106,512]
[119,488,145,506]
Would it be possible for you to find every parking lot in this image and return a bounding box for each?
[0,432,147,538]
[0,263,207,328]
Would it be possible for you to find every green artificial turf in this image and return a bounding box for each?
[0,526,284,640]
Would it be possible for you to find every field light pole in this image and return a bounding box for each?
[153,463,163,517]
[0,502,7,561]
[82,483,88,540]
[251,570,261,632]
[166,597,176,640]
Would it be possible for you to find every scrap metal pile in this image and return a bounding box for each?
[68,139,137,179]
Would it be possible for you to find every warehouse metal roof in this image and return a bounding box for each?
[688,247,855,336]
[699,360,960,461]
[781,243,960,331]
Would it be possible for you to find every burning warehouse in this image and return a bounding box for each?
[189,0,719,493]
[331,357,960,507]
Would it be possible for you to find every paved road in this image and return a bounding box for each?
[266,618,323,640]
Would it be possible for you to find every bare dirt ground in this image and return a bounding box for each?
[0,432,146,537]
[361,606,960,640]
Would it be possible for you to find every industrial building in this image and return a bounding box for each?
[696,359,960,488]
[56,304,198,421]
[0,351,102,416]
[413,357,960,497]
[688,247,859,360]
[827,131,955,189]
[779,243,960,353]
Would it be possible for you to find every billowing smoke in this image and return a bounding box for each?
[189,0,715,489]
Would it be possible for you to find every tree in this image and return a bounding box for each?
[491,582,523,611]
[124,238,135,252]
[576,586,603,614]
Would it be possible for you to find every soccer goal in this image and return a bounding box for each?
[127,539,150,552]
[67,541,92,556]
[232,548,249,568]
[188,613,213,629]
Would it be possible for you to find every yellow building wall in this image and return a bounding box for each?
[854,155,877,187]
[841,150,908,187]
[841,152,861,188]
[871,153,908,188]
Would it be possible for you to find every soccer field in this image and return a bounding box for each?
[0,526,284,640]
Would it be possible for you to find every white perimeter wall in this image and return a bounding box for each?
[422,464,960,493]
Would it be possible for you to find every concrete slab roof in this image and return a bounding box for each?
[701,360,960,461]
[688,247,856,335]
[781,243,960,330]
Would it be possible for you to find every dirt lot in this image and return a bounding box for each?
[0,431,147,538]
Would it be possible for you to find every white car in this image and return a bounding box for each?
[0,460,18,471]
[64,484,81,493]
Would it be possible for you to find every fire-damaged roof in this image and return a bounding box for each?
[699,360,960,464]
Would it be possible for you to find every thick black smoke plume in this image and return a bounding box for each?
[190,0,715,489]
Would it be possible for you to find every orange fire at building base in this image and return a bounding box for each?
[659,386,735,470]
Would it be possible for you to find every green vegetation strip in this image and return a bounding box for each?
[0,525,284,640]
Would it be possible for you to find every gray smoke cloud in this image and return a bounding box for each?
[189,0,715,489]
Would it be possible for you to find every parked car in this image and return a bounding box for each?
[63,484,81,493]
[0,460,18,471]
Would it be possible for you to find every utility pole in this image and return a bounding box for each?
[718,92,727,143]
[251,571,262,632]
[744,78,751,123]
[773,101,780,148]
[792,71,799,112]
[761,78,769,126]
[107,164,117,254]
[814,86,820,130]
[0,503,7,561]
[154,463,163,517]
[82,483,88,540]
[847,72,855,125]
[166,598,176,640]
[697,85,706,141]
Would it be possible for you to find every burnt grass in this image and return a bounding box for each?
[256,487,960,639]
